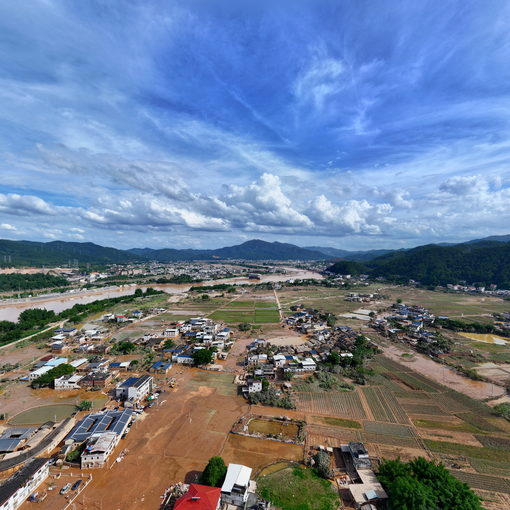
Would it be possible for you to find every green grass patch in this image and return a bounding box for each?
[9,404,76,425]
[475,435,510,451]
[253,309,280,323]
[364,421,415,437]
[315,416,362,429]
[257,466,339,510]
[469,458,510,477]
[413,418,481,433]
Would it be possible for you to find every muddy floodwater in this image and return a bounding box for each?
[459,332,509,345]
[0,268,321,322]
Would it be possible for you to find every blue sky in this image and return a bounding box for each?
[1,0,510,250]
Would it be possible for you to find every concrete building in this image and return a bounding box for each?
[54,374,83,390]
[80,432,118,469]
[221,464,253,507]
[66,409,132,444]
[115,374,153,402]
[0,458,49,510]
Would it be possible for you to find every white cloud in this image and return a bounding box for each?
[0,193,56,216]
[0,223,17,231]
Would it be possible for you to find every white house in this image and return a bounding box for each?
[80,432,118,469]
[0,458,49,510]
[221,464,253,506]
[28,365,53,381]
[54,374,83,390]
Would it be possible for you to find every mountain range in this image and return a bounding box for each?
[2,236,510,288]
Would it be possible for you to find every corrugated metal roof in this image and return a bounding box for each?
[221,464,252,493]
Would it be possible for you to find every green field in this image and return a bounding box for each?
[314,416,362,429]
[210,308,280,324]
[9,404,76,425]
[257,466,339,510]
[413,418,481,433]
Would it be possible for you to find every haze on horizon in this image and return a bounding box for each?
[0,1,509,252]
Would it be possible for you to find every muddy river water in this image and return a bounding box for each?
[0,268,321,322]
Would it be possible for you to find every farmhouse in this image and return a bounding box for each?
[174,484,221,510]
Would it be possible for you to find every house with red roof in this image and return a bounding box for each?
[174,484,221,510]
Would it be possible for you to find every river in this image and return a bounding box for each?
[0,268,321,322]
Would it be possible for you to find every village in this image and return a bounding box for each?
[1,274,510,510]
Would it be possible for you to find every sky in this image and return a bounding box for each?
[1,0,510,251]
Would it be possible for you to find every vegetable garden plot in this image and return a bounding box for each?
[364,421,416,437]
[475,435,510,451]
[469,458,510,477]
[362,387,410,424]
[360,432,421,449]
[402,403,449,416]
[295,391,367,419]
[449,470,510,494]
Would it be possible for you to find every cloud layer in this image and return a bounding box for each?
[0,1,510,250]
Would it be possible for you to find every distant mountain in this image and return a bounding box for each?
[304,246,352,258]
[305,246,395,262]
[0,239,141,266]
[131,240,329,262]
[464,234,510,244]
[327,241,510,287]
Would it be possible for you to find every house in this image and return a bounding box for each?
[0,458,49,510]
[273,354,286,367]
[27,366,53,381]
[80,431,118,469]
[221,464,253,507]
[174,484,221,510]
[115,374,153,402]
[66,409,132,444]
[175,354,194,364]
[150,361,172,374]
[0,428,36,454]
[54,374,83,390]
[243,378,262,394]
[80,371,112,388]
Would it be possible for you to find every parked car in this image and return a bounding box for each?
[71,480,82,491]
[60,483,71,495]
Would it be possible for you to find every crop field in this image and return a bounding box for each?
[362,386,409,424]
[312,416,362,429]
[449,470,510,494]
[457,412,503,433]
[469,458,510,477]
[401,402,449,416]
[475,435,510,450]
[295,391,367,419]
[307,424,362,446]
[364,421,415,437]
[360,432,421,449]
[413,418,481,433]
[424,439,510,462]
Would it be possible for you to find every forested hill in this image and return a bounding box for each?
[328,241,510,287]
[0,239,142,266]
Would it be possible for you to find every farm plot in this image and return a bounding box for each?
[362,387,409,424]
[428,392,470,413]
[392,371,443,393]
[295,391,367,419]
[360,432,421,449]
[449,470,510,495]
[469,458,510,477]
[456,412,503,433]
[307,424,361,446]
[363,421,415,437]
[424,440,510,462]
[475,435,510,450]
[401,403,449,416]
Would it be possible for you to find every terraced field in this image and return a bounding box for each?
[449,470,510,494]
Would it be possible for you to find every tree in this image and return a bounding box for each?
[113,341,136,354]
[200,456,227,487]
[77,400,93,411]
[134,288,143,297]
[313,450,332,479]
[238,322,251,332]
[193,349,214,366]
[494,402,510,421]
[163,339,175,349]
[201,294,210,300]
[327,352,340,365]
[262,378,270,391]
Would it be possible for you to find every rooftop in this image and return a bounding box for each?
[67,409,132,443]
[0,457,48,506]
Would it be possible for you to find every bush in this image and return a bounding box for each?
[193,349,214,366]
[77,400,93,411]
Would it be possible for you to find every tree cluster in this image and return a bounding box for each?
[378,457,482,510]
[31,363,75,388]
[0,273,69,292]
[247,386,295,409]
